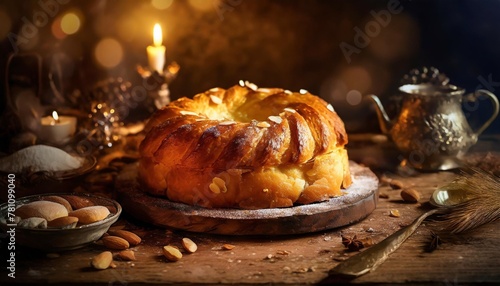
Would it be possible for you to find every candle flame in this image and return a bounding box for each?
[153,23,163,47]
[52,111,59,121]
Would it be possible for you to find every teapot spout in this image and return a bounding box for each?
[368,94,392,135]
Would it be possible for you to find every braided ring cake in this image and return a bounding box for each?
[139,83,352,209]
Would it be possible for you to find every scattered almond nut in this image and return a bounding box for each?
[379,193,389,199]
[102,236,130,250]
[61,195,95,210]
[268,115,283,124]
[380,175,392,185]
[47,216,79,229]
[42,196,73,212]
[91,251,113,270]
[210,95,222,104]
[182,238,197,253]
[117,250,136,261]
[163,245,182,262]
[108,230,141,246]
[256,121,271,128]
[209,183,221,194]
[69,206,110,224]
[390,209,401,217]
[15,201,68,221]
[389,179,405,190]
[222,244,235,250]
[400,188,420,203]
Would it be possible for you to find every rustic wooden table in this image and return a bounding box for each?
[1,136,499,285]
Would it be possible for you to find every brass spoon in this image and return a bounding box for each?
[329,187,465,277]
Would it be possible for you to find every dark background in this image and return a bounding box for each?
[1,0,499,141]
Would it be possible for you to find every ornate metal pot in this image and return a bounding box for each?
[369,84,499,170]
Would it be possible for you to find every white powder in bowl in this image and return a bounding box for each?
[0,145,84,173]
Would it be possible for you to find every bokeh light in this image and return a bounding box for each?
[51,16,66,39]
[346,90,362,106]
[339,66,372,94]
[188,0,216,11]
[0,8,12,41]
[151,0,174,10]
[60,12,81,35]
[94,38,124,68]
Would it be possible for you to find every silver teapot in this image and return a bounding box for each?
[369,83,499,170]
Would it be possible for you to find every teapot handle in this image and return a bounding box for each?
[469,89,499,136]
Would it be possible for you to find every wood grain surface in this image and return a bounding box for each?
[1,139,499,285]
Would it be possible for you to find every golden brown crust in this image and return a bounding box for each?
[139,85,351,209]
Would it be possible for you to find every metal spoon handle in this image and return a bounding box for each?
[330,209,439,277]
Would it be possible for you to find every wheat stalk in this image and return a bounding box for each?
[436,168,500,233]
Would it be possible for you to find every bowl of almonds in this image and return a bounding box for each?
[0,193,121,251]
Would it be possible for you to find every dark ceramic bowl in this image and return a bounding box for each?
[0,193,121,251]
[0,155,97,196]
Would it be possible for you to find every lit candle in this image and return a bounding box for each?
[40,111,77,145]
[51,110,60,124]
[147,23,166,74]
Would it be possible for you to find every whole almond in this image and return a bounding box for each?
[108,225,126,232]
[181,238,197,253]
[102,236,129,250]
[91,251,113,270]
[117,250,136,261]
[162,245,182,262]
[389,179,405,190]
[400,188,420,203]
[61,195,94,210]
[222,244,235,250]
[390,209,401,217]
[42,196,73,212]
[69,206,110,224]
[47,216,79,229]
[18,217,47,229]
[108,230,141,246]
[15,201,68,221]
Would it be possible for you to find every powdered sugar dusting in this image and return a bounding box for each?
[0,145,84,173]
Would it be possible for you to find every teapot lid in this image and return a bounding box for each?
[399,83,465,97]
[401,66,449,86]
[399,83,465,96]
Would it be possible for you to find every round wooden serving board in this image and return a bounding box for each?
[116,161,379,235]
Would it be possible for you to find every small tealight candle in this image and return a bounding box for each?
[39,111,77,145]
[147,23,166,74]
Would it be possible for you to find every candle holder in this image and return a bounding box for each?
[83,77,136,151]
[88,101,121,150]
[137,61,180,111]
[39,111,77,146]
